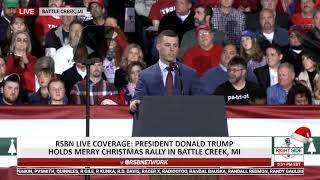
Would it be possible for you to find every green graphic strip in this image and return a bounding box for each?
[0,138,17,156]
[304,137,320,155]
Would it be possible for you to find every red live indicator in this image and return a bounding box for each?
[16,8,39,16]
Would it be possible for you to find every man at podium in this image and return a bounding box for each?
[129,30,201,112]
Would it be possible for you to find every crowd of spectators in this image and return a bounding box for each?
[0,0,320,106]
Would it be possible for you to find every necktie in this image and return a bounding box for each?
[165,66,173,96]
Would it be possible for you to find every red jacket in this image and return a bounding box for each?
[5,54,37,93]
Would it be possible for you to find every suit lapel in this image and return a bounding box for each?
[154,63,166,95]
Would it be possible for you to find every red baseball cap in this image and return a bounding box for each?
[88,0,105,10]
[196,24,211,35]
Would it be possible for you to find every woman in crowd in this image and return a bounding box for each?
[124,61,146,104]
[1,15,29,56]
[240,31,266,71]
[29,56,55,104]
[114,43,145,91]
[287,83,312,105]
[5,31,37,95]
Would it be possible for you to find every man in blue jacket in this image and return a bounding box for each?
[129,30,200,112]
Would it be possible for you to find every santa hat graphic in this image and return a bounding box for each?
[291,127,316,154]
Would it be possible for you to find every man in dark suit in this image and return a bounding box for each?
[254,44,283,90]
[129,30,200,112]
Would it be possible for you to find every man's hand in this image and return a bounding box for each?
[129,100,141,112]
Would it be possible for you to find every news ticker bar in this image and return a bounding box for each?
[16,7,87,16]
[16,168,304,175]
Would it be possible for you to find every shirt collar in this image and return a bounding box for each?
[159,59,172,73]
[220,64,227,72]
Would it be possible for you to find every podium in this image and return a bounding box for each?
[132,96,228,137]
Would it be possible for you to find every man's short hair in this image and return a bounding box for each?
[48,78,65,90]
[278,62,295,74]
[88,51,103,63]
[259,8,276,19]
[228,56,247,69]
[265,44,283,55]
[157,30,178,44]
[195,4,213,18]
[4,73,20,87]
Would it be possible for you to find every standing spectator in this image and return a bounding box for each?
[233,0,258,13]
[182,24,223,77]
[254,44,283,90]
[292,0,316,31]
[54,20,82,75]
[212,0,245,45]
[0,73,21,105]
[5,32,37,93]
[240,30,266,71]
[214,56,262,105]
[297,49,320,92]
[70,52,123,105]
[29,56,55,104]
[45,12,76,58]
[0,56,6,94]
[267,62,296,104]
[124,61,146,104]
[0,0,19,45]
[83,0,106,27]
[246,0,292,32]
[1,15,28,56]
[48,79,67,105]
[34,0,64,47]
[148,0,175,30]
[115,43,145,91]
[255,8,289,51]
[178,4,229,59]
[201,44,257,95]
[158,0,195,43]
[283,26,306,76]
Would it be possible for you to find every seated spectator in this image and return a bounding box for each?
[45,12,76,58]
[201,44,257,94]
[292,0,316,31]
[0,56,6,94]
[212,0,245,45]
[246,0,292,32]
[0,0,19,45]
[240,30,266,71]
[1,15,28,56]
[178,4,229,59]
[48,78,67,105]
[297,49,320,92]
[61,43,88,100]
[83,0,106,27]
[287,83,312,105]
[148,0,175,30]
[267,62,296,105]
[214,56,262,105]
[158,0,195,43]
[254,44,283,90]
[34,0,64,47]
[182,24,223,77]
[115,43,145,91]
[0,73,22,105]
[124,61,146,104]
[70,52,124,105]
[5,32,37,93]
[282,26,306,76]
[29,56,55,104]
[255,8,289,51]
[54,20,82,75]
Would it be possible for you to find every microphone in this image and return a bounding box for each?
[169,62,184,95]
[285,138,291,157]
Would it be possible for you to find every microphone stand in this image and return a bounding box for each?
[171,62,184,95]
[82,59,95,180]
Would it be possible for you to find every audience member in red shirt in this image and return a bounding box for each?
[5,32,37,93]
[233,0,258,12]
[292,0,316,31]
[182,25,223,77]
[148,0,175,29]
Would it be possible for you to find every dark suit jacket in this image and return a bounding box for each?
[255,27,289,51]
[253,65,271,90]
[133,61,201,100]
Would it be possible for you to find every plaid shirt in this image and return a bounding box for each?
[212,7,245,46]
[70,79,122,105]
